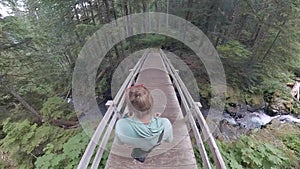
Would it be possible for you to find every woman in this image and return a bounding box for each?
[115,84,173,163]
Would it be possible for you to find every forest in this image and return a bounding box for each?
[0,0,300,168]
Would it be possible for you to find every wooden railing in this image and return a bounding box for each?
[159,49,227,169]
[77,49,149,169]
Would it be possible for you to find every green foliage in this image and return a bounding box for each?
[35,130,111,169]
[256,72,300,114]
[1,0,300,168]
[218,41,252,59]
[281,132,300,161]
[0,118,44,168]
[97,76,108,99]
[292,103,300,115]
[1,16,31,40]
[0,118,77,168]
[35,131,89,169]
[137,34,166,47]
[0,160,6,169]
[40,96,74,121]
[193,146,205,169]
[100,150,110,168]
[215,135,297,169]
[194,128,300,169]
[217,41,262,88]
[261,79,291,103]
[75,24,99,41]
[1,119,37,155]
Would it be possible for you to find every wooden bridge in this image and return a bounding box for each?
[77,49,226,169]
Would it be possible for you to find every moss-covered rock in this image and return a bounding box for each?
[247,95,265,107]
[291,102,300,114]
[226,87,241,105]
[269,97,295,115]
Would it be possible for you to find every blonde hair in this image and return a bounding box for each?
[126,85,153,118]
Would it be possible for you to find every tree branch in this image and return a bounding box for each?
[1,77,44,124]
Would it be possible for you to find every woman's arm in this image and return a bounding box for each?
[161,118,173,143]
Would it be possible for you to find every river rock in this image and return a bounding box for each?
[0,106,7,113]
[269,97,294,115]
[269,118,282,129]
[246,95,265,112]
[215,120,248,142]
[226,102,248,118]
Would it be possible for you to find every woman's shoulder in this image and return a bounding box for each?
[156,117,172,128]
[116,118,131,128]
[116,117,142,127]
[156,117,170,122]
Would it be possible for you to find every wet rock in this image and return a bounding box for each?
[269,118,282,129]
[222,113,238,126]
[236,113,263,130]
[269,97,294,115]
[226,106,238,116]
[253,97,265,106]
[215,120,248,142]
[247,95,265,109]
[226,87,240,104]
[226,102,249,118]
[214,107,300,141]
[279,115,300,124]
[218,120,239,141]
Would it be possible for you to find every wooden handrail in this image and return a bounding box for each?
[77,49,149,169]
[159,49,227,169]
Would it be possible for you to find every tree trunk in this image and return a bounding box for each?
[114,46,120,59]
[260,30,281,62]
[112,0,125,58]
[250,23,261,46]
[142,0,147,13]
[222,0,240,44]
[124,0,133,53]
[89,1,96,24]
[74,4,80,22]
[50,119,78,129]
[251,24,269,57]
[81,1,88,19]
[96,0,104,23]
[111,0,118,21]
[8,88,44,123]
[154,0,158,12]
[185,0,193,21]
[103,0,110,23]
[203,0,219,37]
[236,14,248,40]
[178,0,194,56]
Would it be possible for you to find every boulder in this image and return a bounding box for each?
[269,97,293,115]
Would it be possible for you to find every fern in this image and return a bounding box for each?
[212,135,293,169]
[0,118,78,168]
[217,40,263,88]
[35,131,89,169]
[40,96,74,121]
[281,132,300,160]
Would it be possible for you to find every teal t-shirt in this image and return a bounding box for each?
[115,116,173,151]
